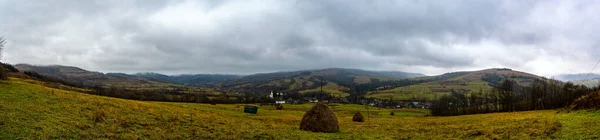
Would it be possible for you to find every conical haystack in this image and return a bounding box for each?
[299,103,339,133]
[352,111,364,122]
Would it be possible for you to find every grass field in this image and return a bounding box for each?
[300,82,350,97]
[368,80,493,100]
[367,68,544,101]
[1,78,600,139]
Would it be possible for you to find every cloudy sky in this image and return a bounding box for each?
[1,0,599,76]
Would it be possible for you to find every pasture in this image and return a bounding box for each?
[1,78,599,139]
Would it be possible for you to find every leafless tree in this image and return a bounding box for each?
[0,37,5,60]
[0,37,5,80]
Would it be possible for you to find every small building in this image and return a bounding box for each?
[310,99,319,103]
[304,97,319,103]
[268,91,274,98]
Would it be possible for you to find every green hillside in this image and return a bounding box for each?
[219,68,424,97]
[368,68,547,100]
[2,78,600,139]
[299,82,350,97]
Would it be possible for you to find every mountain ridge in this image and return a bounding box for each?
[12,63,553,101]
[555,73,600,81]
[12,64,426,93]
[367,68,549,100]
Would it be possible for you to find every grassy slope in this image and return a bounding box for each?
[261,76,351,97]
[234,69,411,98]
[367,81,491,100]
[368,69,543,100]
[1,78,599,139]
[299,82,350,97]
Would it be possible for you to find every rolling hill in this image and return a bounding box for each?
[134,72,241,86]
[367,68,549,100]
[11,64,224,96]
[13,64,178,88]
[571,79,600,88]
[556,73,600,82]
[555,73,600,87]
[12,64,556,101]
[213,68,425,97]
[12,64,427,97]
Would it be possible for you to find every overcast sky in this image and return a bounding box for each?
[1,0,599,76]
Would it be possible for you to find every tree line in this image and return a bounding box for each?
[430,78,595,116]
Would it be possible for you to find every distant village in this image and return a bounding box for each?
[266,91,432,109]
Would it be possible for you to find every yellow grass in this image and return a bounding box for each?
[369,81,492,100]
[1,78,599,139]
[300,82,350,97]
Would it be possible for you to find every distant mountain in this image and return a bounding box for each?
[13,64,423,91]
[229,68,423,84]
[213,68,425,97]
[555,73,600,82]
[13,64,173,88]
[571,78,600,88]
[13,64,557,101]
[221,68,424,86]
[134,72,241,86]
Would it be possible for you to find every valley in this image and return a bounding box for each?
[13,64,551,102]
[1,78,600,139]
[2,63,600,139]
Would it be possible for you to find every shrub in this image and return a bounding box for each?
[569,90,600,110]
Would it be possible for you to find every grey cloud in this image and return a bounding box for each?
[1,0,599,76]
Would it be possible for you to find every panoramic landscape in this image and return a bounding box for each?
[2,0,600,139]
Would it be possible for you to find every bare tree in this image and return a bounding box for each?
[0,37,5,80]
[0,37,5,60]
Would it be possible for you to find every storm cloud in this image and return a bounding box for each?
[1,0,599,76]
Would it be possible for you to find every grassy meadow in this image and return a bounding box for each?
[368,80,493,100]
[300,82,350,97]
[1,78,600,139]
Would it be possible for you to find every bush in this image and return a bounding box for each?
[569,90,600,110]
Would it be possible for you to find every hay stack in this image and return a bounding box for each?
[299,103,339,132]
[390,111,395,116]
[352,111,364,122]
